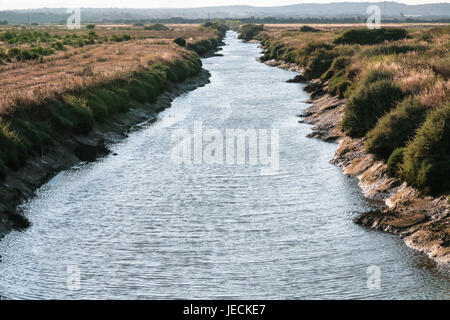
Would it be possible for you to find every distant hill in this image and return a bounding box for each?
[1,2,449,24]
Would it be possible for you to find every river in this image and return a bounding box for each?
[0,31,449,299]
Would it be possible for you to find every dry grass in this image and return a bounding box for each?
[0,25,217,113]
[264,24,449,109]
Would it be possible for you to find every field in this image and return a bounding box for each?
[0,24,221,113]
[0,22,226,177]
[247,23,450,195]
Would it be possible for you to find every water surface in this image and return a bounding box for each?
[0,31,449,299]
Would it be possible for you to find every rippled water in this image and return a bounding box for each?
[0,31,449,299]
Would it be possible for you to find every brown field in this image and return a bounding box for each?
[0,24,217,113]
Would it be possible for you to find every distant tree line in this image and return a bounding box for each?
[0,13,449,25]
[102,17,450,24]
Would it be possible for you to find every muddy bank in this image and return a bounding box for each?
[263,58,450,270]
[0,69,211,240]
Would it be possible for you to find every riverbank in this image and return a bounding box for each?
[0,22,227,239]
[262,57,450,270]
[0,68,212,239]
[247,23,450,270]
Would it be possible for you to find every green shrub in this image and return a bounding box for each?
[335,28,408,45]
[365,97,429,159]
[400,103,450,194]
[49,98,94,133]
[342,79,404,137]
[111,34,130,42]
[238,24,264,41]
[200,21,228,36]
[0,119,27,170]
[52,41,65,51]
[85,92,109,122]
[174,37,186,47]
[360,69,394,87]
[321,56,350,81]
[86,24,96,29]
[147,63,169,88]
[144,24,169,31]
[10,120,52,154]
[299,25,320,32]
[303,48,338,80]
[166,58,201,83]
[187,38,219,55]
[127,79,157,103]
[112,88,130,113]
[362,44,428,57]
[387,147,405,177]
[328,70,351,98]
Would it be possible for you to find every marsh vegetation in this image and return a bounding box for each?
[247,23,449,195]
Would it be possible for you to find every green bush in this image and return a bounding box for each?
[85,92,109,122]
[321,56,350,81]
[127,79,156,103]
[86,24,96,29]
[52,41,65,51]
[361,44,428,57]
[387,147,405,177]
[303,48,338,80]
[299,25,320,32]
[112,88,130,113]
[111,34,131,42]
[0,119,27,170]
[342,79,404,137]
[174,37,186,47]
[10,120,52,154]
[49,98,94,133]
[365,97,429,159]
[238,24,264,41]
[200,22,228,37]
[328,70,351,98]
[147,63,169,88]
[360,69,394,87]
[188,38,220,55]
[334,28,408,45]
[144,24,169,31]
[400,104,450,194]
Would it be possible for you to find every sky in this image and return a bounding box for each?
[0,0,448,10]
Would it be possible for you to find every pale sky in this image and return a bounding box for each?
[0,0,448,10]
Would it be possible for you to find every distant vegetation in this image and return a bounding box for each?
[334,28,408,45]
[187,22,227,55]
[144,23,169,31]
[0,29,107,61]
[238,24,264,41]
[254,25,449,195]
[299,25,320,32]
